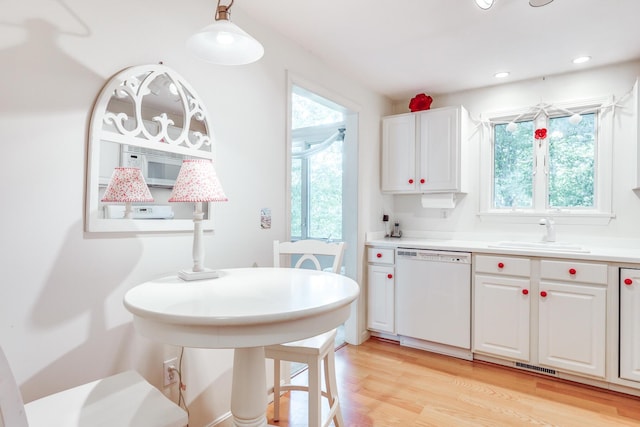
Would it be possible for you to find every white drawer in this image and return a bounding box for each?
[475,254,530,277]
[368,247,395,265]
[540,260,607,285]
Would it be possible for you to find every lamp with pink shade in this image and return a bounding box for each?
[101,167,154,219]
[169,159,228,281]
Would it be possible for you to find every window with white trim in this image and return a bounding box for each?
[479,99,613,224]
[290,88,346,240]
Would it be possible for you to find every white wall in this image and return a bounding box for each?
[0,1,390,425]
[388,61,640,244]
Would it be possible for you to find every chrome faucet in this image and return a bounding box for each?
[539,217,556,242]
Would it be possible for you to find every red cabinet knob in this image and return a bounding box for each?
[376,253,383,258]
[387,274,393,279]
[522,289,529,295]
[420,178,425,184]
[497,262,505,269]
[624,278,633,285]
[569,268,577,275]
[540,291,548,297]
[408,179,414,184]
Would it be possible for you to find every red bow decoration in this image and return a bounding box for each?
[534,128,547,140]
[409,93,433,112]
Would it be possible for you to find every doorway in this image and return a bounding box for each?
[286,76,359,369]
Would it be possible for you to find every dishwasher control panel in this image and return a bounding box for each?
[397,248,471,264]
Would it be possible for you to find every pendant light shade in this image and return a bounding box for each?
[186,0,264,66]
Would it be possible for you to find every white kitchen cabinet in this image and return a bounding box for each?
[474,255,531,361]
[538,281,606,377]
[381,106,467,194]
[367,248,395,334]
[381,114,416,192]
[620,268,640,382]
[538,260,607,378]
[474,256,608,379]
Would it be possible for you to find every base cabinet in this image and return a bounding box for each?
[474,274,530,361]
[538,281,606,377]
[620,268,640,382]
[474,255,607,379]
[367,248,395,334]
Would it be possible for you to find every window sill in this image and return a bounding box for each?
[478,211,615,226]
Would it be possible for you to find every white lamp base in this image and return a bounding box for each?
[178,268,220,281]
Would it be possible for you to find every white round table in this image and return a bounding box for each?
[123,268,360,427]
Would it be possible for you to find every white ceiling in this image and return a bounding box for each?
[237,0,640,101]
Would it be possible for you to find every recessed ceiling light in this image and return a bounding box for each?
[494,71,510,78]
[475,0,494,10]
[572,56,591,64]
[529,0,554,7]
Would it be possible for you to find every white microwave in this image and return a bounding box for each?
[121,145,185,188]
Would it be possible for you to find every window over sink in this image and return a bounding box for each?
[479,97,614,225]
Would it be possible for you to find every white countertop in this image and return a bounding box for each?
[367,236,640,264]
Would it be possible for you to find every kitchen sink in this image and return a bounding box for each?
[489,241,590,253]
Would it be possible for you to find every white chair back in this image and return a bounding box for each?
[0,346,29,427]
[273,240,345,274]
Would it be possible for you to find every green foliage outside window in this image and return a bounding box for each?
[494,121,534,208]
[291,157,302,237]
[548,114,595,208]
[291,90,344,240]
[493,112,596,210]
[308,142,343,239]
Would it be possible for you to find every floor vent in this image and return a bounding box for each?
[515,362,557,375]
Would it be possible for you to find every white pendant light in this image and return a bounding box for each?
[187,0,264,66]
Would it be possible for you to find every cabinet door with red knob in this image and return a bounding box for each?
[381,113,417,193]
[538,280,606,378]
[620,268,640,382]
[473,274,531,361]
[417,106,462,192]
[367,264,395,334]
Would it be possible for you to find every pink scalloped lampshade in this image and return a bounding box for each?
[101,167,154,202]
[168,159,228,202]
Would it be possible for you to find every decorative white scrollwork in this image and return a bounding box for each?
[99,65,213,154]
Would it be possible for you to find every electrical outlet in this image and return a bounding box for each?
[163,358,178,387]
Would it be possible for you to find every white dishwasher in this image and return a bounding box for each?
[396,248,472,359]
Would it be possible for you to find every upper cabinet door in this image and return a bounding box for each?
[417,107,460,192]
[381,113,416,192]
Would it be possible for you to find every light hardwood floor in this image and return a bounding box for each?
[267,338,640,426]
